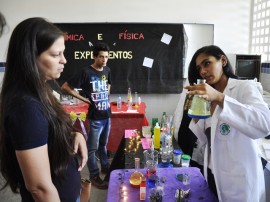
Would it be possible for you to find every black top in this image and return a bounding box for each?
[67,65,112,120]
[4,96,81,202]
[178,110,198,156]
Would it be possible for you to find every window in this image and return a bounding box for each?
[251,0,270,62]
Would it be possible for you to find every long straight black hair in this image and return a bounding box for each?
[0,17,74,192]
[188,45,238,85]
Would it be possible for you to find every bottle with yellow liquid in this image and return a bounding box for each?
[188,79,211,119]
[154,123,160,149]
[129,158,144,188]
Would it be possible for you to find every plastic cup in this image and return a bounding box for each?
[181,154,191,167]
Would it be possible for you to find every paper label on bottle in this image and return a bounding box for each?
[140,187,146,200]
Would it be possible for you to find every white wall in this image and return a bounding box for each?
[0,0,252,123]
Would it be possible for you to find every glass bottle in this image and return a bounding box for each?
[117,95,122,109]
[160,112,166,132]
[134,92,138,107]
[129,158,144,188]
[127,87,132,103]
[127,87,132,110]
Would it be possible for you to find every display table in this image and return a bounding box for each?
[62,101,149,152]
[62,102,89,115]
[108,102,149,152]
[103,131,181,182]
[107,167,218,202]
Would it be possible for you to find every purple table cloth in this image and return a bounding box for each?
[107,167,218,202]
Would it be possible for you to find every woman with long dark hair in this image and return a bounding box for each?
[0,17,87,202]
[185,45,269,201]
[178,45,239,197]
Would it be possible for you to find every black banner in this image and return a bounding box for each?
[55,23,187,94]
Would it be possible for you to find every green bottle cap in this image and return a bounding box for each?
[181,154,191,160]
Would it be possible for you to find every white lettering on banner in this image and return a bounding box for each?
[74,51,92,59]
[98,33,103,40]
[109,51,133,59]
[74,50,133,60]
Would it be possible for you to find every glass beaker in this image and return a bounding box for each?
[146,160,157,182]
[143,149,159,167]
[160,146,170,164]
[188,79,211,119]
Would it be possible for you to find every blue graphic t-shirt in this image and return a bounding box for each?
[67,65,112,120]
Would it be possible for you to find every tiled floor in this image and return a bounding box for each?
[81,165,108,202]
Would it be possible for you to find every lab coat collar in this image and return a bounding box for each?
[224,78,238,94]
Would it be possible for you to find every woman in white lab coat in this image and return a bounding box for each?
[185,45,270,202]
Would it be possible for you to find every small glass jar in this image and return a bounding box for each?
[173,149,182,165]
[181,154,191,167]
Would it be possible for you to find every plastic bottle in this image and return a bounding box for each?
[73,88,80,106]
[127,87,132,110]
[128,96,133,110]
[117,95,122,109]
[127,87,132,103]
[165,134,173,162]
[134,92,138,106]
[160,112,166,132]
[138,96,141,105]
[154,123,161,149]
[160,112,166,147]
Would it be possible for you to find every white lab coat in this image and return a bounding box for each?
[189,78,270,202]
